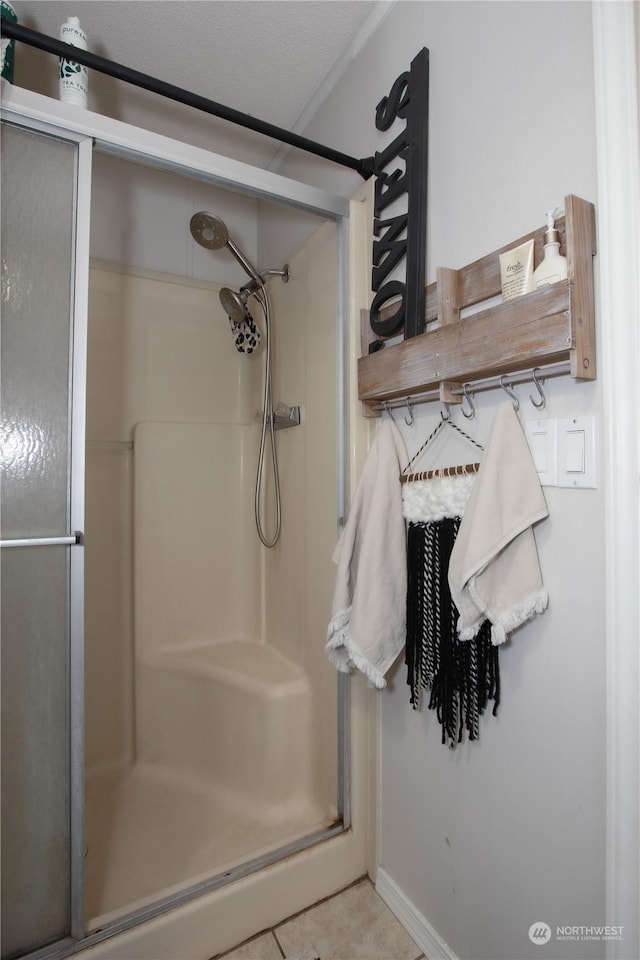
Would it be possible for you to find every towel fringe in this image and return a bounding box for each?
[326,609,388,689]
[489,588,549,645]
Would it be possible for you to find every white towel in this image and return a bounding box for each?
[448,402,549,645]
[326,420,407,687]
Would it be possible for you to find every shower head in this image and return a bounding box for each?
[219,287,262,355]
[190,210,262,286]
[219,287,249,325]
[189,212,229,250]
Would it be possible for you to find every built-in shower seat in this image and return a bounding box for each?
[136,639,314,819]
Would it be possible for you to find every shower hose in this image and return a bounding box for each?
[253,286,281,548]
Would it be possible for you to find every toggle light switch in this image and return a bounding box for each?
[557,416,596,487]
[530,431,549,472]
[565,429,585,473]
[524,418,558,486]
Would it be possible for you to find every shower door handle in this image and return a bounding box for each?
[0,532,83,548]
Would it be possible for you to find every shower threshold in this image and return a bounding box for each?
[85,762,341,934]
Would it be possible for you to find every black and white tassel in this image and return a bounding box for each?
[406,517,500,748]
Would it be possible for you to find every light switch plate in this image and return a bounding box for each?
[524,418,558,486]
[557,416,597,488]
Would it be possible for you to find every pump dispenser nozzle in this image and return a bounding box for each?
[543,208,561,245]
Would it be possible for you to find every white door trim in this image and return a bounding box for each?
[592,4,640,957]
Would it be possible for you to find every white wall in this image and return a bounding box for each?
[271,3,618,959]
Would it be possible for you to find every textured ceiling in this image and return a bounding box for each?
[11,0,383,166]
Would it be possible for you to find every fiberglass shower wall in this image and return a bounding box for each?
[261,212,341,820]
[85,154,262,778]
[84,153,340,919]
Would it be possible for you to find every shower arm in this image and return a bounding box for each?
[0,19,375,180]
[240,265,289,298]
[225,237,264,288]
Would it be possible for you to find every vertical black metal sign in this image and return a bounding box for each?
[369,48,429,342]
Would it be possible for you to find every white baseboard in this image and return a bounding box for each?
[376,867,458,960]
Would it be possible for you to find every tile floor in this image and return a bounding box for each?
[213,877,424,960]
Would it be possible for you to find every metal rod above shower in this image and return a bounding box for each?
[0,19,376,180]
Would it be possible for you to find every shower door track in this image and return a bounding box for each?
[2,84,354,960]
[61,824,348,960]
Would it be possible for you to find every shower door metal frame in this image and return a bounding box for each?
[1,83,353,960]
[68,131,92,945]
[0,114,92,954]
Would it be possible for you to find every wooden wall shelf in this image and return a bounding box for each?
[358,194,596,413]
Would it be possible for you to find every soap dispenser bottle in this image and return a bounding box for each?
[533,209,568,289]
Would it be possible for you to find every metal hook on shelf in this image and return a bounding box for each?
[529,367,546,409]
[441,403,451,422]
[499,375,520,411]
[383,400,397,424]
[460,383,476,420]
[404,397,415,427]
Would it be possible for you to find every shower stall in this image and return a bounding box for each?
[1,86,372,960]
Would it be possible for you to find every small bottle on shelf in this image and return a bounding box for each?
[533,209,568,289]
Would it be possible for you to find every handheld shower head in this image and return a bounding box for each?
[190,212,229,250]
[219,287,261,355]
[190,210,262,286]
[219,287,249,325]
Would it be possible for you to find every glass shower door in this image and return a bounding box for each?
[1,121,90,959]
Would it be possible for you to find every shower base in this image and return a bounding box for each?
[85,640,331,928]
[85,762,328,928]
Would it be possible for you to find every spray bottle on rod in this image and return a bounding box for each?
[59,17,88,107]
